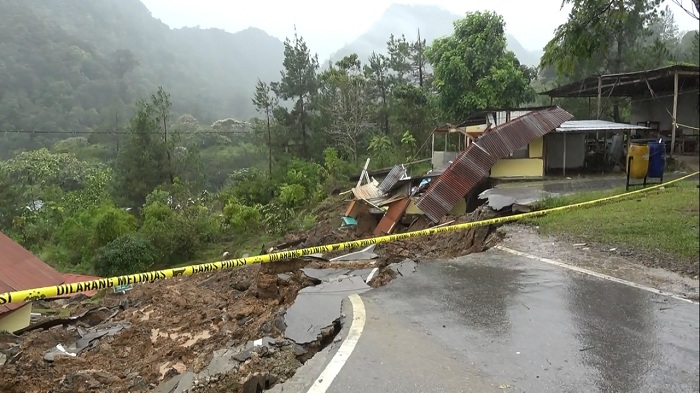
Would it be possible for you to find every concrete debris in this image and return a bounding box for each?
[479,187,559,212]
[0,352,6,366]
[301,268,352,282]
[43,323,128,362]
[329,244,378,261]
[306,253,326,260]
[242,372,278,393]
[284,271,371,344]
[153,371,195,393]
[351,268,377,282]
[388,259,417,276]
[277,273,292,282]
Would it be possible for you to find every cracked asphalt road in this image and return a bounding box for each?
[323,248,700,393]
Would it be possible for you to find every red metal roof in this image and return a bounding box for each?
[0,231,64,314]
[55,273,101,298]
[416,107,574,222]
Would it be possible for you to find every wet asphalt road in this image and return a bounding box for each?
[326,249,700,393]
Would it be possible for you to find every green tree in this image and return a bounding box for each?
[541,0,663,76]
[252,79,278,177]
[426,11,535,121]
[113,88,180,207]
[364,52,391,134]
[387,34,412,84]
[318,55,373,163]
[152,86,175,185]
[273,29,319,158]
[410,29,430,88]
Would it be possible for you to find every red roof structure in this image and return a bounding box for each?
[0,231,65,314]
[57,273,101,298]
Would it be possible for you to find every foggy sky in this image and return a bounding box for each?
[140,0,700,60]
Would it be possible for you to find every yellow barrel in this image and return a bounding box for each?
[627,142,650,179]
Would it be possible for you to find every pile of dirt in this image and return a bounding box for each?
[285,198,506,263]
[0,261,334,393]
[381,206,504,260]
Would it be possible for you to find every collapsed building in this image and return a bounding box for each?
[342,106,574,235]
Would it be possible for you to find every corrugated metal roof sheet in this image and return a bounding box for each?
[379,165,407,193]
[417,107,573,222]
[555,120,650,132]
[0,231,64,314]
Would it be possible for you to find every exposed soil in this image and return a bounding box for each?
[382,206,503,261]
[0,259,368,393]
[0,197,505,393]
[285,202,504,262]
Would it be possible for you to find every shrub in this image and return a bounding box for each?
[93,234,157,277]
[222,168,277,205]
[139,201,198,265]
[92,206,138,248]
[279,183,307,208]
[222,198,261,232]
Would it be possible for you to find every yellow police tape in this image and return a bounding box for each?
[1,171,697,305]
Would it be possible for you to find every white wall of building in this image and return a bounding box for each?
[631,90,699,136]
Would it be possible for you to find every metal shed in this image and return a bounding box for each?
[547,120,650,176]
[541,65,700,156]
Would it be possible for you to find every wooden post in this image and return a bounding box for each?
[431,133,435,168]
[597,76,602,119]
[604,131,608,165]
[356,158,370,188]
[563,133,567,177]
[588,97,591,118]
[671,71,679,157]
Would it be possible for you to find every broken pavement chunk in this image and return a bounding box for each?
[329,245,378,261]
[387,259,417,276]
[43,324,128,362]
[284,275,370,344]
[479,187,559,212]
[153,371,195,393]
[301,268,352,282]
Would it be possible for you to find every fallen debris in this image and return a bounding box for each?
[43,323,129,362]
[0,256,390,393]
[329,244,378,261]
[479,187,559,212]
[284,270,371,345]
[387,259,417,276]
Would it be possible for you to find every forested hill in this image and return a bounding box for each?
[0,0,284,136]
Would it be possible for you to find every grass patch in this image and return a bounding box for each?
[529,181,699,273]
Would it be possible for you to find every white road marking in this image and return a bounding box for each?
[307,294,366,393]
[495,245,698,305]
[365,267,379,283]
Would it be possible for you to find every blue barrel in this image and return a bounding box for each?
[647,141,666,178]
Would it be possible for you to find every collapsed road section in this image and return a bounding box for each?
[0,246,422,393]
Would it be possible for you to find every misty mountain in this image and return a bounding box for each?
[329,4,543,67]
[0,0,547,144]
[0,0,284,135]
